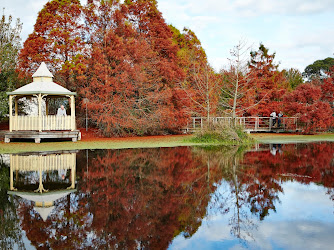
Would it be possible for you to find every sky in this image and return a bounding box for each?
[2,0,334,72]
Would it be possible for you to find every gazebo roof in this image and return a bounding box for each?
[8,189,76,221]
[7,62,76,96]
[32,62,54,78]
[8,189,76,204]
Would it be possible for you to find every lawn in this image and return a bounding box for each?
[0,132,333,154]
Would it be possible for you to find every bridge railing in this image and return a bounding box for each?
[186,117,298,132]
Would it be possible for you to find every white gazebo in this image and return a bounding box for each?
[5,62,81,143]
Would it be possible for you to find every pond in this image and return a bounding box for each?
[0,142,333,249]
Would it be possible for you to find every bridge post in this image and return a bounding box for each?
[269,118,272,131]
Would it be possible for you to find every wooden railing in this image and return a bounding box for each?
[10,115,72,131]
[186,117,299,132]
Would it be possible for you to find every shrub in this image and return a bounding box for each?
[189,123,253,144]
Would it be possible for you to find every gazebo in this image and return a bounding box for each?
[5,62,81,143]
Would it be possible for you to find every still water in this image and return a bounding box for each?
[0,142,333,249]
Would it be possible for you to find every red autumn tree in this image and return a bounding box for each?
[321,66,334,110]
[17,0,86,90]
[284,83,333,132]
[242,43,287,116]
[80,0,189,136]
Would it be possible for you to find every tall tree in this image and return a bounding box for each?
[81,0,188,136]
[170,26,213,118]
[169,25,207,80]
[321,66,334,110]
[282,68,304,89]
[124,0,184,86]
[179,62,221,120]
[0,12,23,120]
[220,40,253,119]
[243,43,287,116]
[17,0,86,90]
[303,57,334,81]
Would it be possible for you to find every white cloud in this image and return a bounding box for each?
[159,0,334,72]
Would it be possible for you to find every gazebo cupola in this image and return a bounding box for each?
[32,61,54,82]
[5,62,81,143]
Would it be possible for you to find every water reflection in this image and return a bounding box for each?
[0,142,333,249]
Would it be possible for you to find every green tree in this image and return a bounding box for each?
[282,68,304,89]
[303,57,334,80]
[0,12,22,120]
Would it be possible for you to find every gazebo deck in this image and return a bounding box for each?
[4,130,81,143]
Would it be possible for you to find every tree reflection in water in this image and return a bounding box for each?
[0,142,333,249]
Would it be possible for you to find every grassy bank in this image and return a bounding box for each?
[0,135,196,154]
[0,133,333,154]
[251,133,334,144]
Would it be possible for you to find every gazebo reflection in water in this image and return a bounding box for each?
[7,151,77,221]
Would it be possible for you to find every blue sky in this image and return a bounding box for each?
[2,0,334,72]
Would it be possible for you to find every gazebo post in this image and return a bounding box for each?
[38,93,42,132]
[15,97,18,130]
[15,98,18,116]
[70,95,75,131]
[45,98,49,116]
[9,95,13,132]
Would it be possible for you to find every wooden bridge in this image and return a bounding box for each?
[184,117,300,133]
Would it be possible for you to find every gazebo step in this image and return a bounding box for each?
[4,130,81,143]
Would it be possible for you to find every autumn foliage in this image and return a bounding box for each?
[15,0,333,135]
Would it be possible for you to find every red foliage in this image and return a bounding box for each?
[240,44,287,116]
[284,83,333,132]
[17,0,86,90]
[80,0,189,136]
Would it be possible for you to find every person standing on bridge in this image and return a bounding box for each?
[278,111,283,128]
[270,111,277,127]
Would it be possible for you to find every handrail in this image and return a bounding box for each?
[186,116,299,132]
[11,115,72,131]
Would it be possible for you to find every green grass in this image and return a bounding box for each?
[251,133,334,144]
[0,133,333,154]
[0,135,197,154]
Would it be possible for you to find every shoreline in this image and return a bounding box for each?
[0,133,333,154]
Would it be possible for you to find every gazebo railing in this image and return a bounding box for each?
[11,115,72,131]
